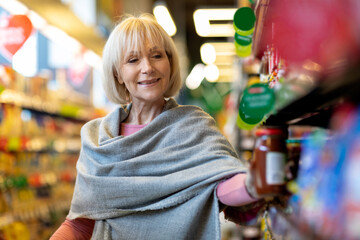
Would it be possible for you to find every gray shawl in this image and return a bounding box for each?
[68,98,246,240]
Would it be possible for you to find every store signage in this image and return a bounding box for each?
[238,83,275,126]
[68,54,89,87]
[0,15,33,59]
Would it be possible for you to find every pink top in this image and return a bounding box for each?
[120,123,148,136]
[50,123,256,239]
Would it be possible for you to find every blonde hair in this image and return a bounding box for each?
[102,13,182,104]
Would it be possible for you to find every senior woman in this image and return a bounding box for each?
[51,14,262,240]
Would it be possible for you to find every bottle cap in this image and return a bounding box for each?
[255,127,285,136]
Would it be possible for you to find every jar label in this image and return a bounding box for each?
[266,152,286,184]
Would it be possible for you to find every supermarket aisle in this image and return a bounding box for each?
[0,1,105,238]
[1,0,360,239]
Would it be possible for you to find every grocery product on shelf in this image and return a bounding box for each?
[0,54,99,239]
[234,0,360,238]
[249,126,289,198]
[0,100,80,239]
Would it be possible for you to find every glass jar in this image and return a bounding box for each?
[249,127,288,197]
[286,139,302,180]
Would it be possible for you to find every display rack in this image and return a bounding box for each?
[252,0,360,127]
[266,63,360,128]
[0,84,94,238]
[0,104,80,239]
[0,89,97,121]
[249,0,360,239]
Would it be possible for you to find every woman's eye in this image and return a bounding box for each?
[152,54,162,59]
[128,58,138,63]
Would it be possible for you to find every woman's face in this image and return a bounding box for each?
[119,41,171,105]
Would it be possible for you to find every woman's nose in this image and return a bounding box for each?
[141,58,154,74]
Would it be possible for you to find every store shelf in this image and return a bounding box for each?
[0,136,81,153]
[249,1,360,240]
[0,86,82,238]
[0,89,97,121]
[265,62,360,127]
[0,200,70,228]
[0,4,105,237]
[267,205,325,240]
[252,0,360,128]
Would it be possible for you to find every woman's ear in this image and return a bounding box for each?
[113,67,123,84]
[118,76,124,85]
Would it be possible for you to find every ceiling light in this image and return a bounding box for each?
[186,63,205,90]
[200,42,236,67]
[204,64,219,82]
[153,4,177,36]
[193,8,237,37]
[200,43,216,64]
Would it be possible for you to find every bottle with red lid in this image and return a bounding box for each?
[249,126,288,197]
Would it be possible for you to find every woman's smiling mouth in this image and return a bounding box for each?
[138,78,160,85]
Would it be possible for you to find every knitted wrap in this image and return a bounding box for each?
[68,98,246,240]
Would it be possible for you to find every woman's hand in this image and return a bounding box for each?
[245,170,260,199]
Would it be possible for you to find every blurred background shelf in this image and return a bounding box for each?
[265,62,360,128]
